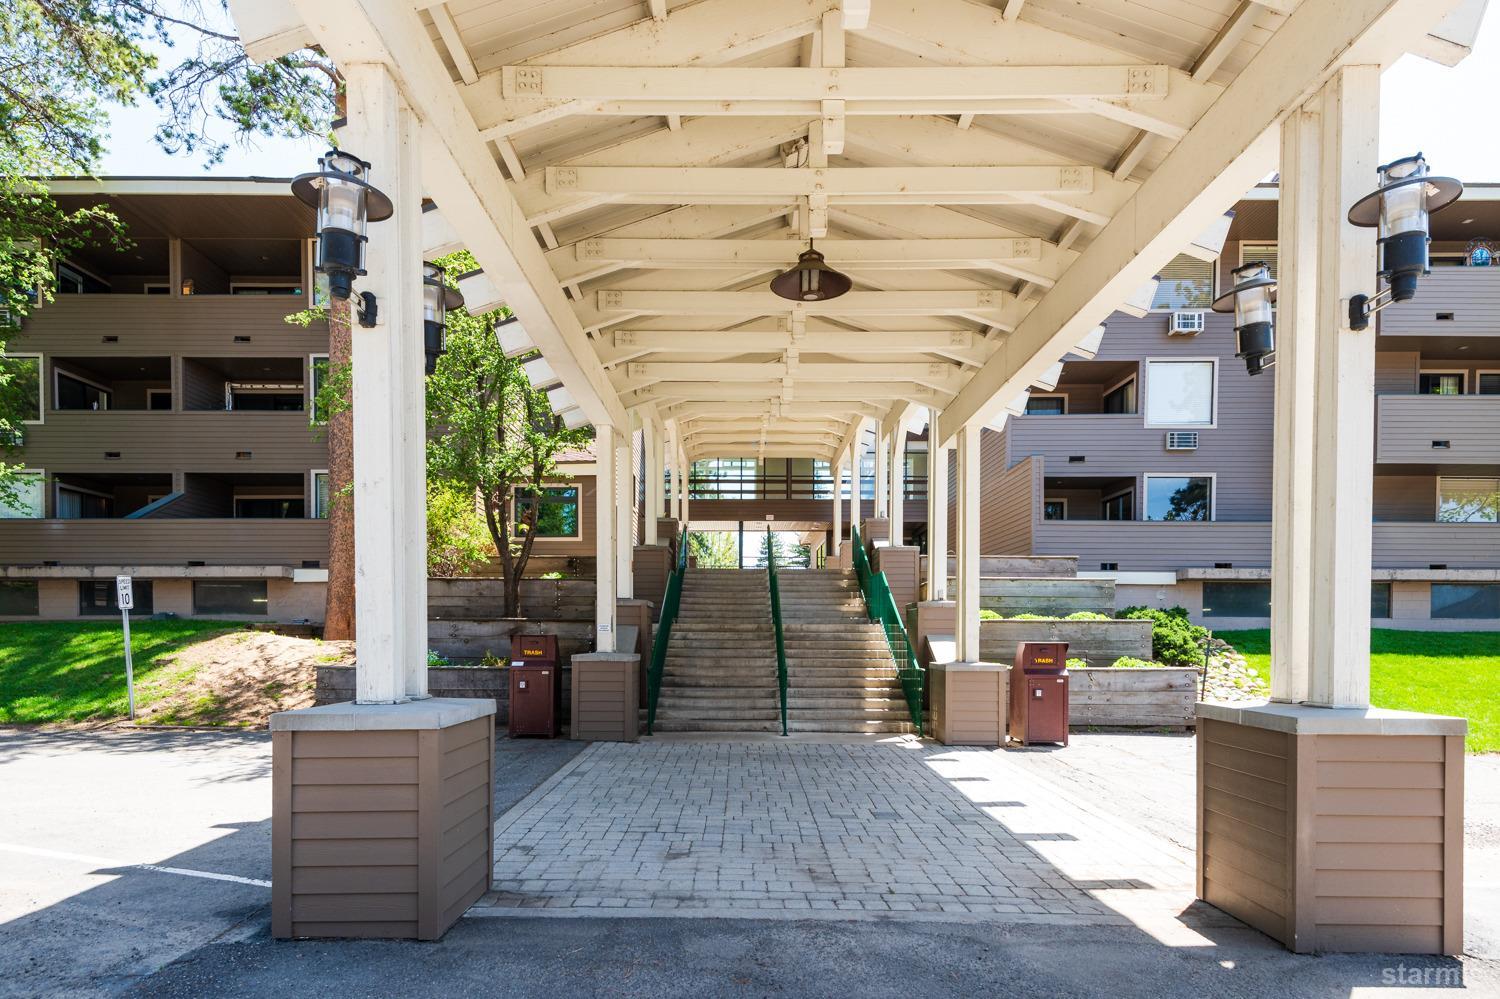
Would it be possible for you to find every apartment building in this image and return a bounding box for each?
[976,185,1500,630]
[0,180,332,621]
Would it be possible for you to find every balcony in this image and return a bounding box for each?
[17,410,325,472]
[1376,395,1500,465]
[0,518,327,567]
[8,295,328,356]
[1378,267,1500,337]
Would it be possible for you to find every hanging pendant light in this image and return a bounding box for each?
[770,241,851,302]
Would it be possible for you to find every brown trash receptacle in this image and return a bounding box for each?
[1008,640,1070,747]
[509,633,562,738]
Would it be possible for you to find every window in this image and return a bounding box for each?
[57,485,113,519]
[80,579,154,615]
[514,485,580,537]
[1419,371,1466,396]
[1371,582,1392,619]
[1024,394,1066,416]
[1043,499,1067,521]
[0,354,43,424]
[193,580,268,616]
[226,384,304,411]
[1144,359,1216,427]
[309,355,330,423]
[147,389,173,411]
[1152,254,1214,310]
[0,470,44,518]
[1479,372,1500,396]
[55,370,113,411]
[0,581,39,616]
[1102,489,1133,521]
[235,497,305,518]
[1432,583,1500,620]
[1437,477,1499,523]
[1203,581,1270,619]
[1240,243,1278,279]
[1144,475,1213,521]
[229,284,302,296]
[312,471,330,519]
[1102,377,1137,415]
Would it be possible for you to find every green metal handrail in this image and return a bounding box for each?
[765,529,790,736]
[850,522,924,736]
[645,534,689,735]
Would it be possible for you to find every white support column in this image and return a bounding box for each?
[887,428,905,545]
[616,432,633,598]
[644,419,661,545]
[850,418,865,531]
[342,64,428,704]
[831,454,844,557]
[679,444,691,526]
[874,429,889,519]
[927,407,948,600]
[669,433,683,522]
[1308,66,1380,709]
[954,423,982,663]
[595,424,619,652]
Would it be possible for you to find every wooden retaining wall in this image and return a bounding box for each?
[980,618,1152,668]
[1069,667,1196,728]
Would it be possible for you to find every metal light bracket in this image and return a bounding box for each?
[1347,287,1393,332]
[356,290,378,328]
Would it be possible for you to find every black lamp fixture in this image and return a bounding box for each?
[291,149,394,328]
[769,241,851,302]
[422,261,465,375]
[1212,260,1277,376]
[1346,152,1462,331]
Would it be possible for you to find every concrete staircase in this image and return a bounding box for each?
[653,569,781,733]
[776,570,914,735]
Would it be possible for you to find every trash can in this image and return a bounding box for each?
[1008,641,1069,747]
[508,634,562,738]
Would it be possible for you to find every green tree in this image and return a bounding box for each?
[751,530,811,569]
[426,481,497,578]
[426,298,591,617]
[687,531,738,569]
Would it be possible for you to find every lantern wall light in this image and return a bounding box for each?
[1346,153,1462,331]
[1212,260,1277,376]
[770,241,852,302]
[422,262,465,375]
[291,149,394,329]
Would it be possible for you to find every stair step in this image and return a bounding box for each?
[786,719,913,734]
[653,718,782,733]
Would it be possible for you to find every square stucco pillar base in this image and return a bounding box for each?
[571,652,641,741]
[1197,702,1465,954]
[270,698,496,941]
[929,662,1009,746]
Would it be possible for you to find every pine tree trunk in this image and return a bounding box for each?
[323,298,356,640]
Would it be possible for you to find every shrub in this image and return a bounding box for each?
[1063,611,1111,621]
[979,609,1002,620]
[1006,612,1056,620]
[1110,656,1159,669]
[1066,657,1089,670]
[427,649,452,668]
[1116,606,1208,668]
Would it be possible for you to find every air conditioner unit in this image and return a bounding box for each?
[1168,311,1206,336]
[1165,431,1199,451]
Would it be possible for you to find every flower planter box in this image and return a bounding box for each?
[1069,666,1198,729]
[979,618,1153,668]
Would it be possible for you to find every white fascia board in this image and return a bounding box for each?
[547,385,577,412]
[561,409,592,430]
[496,319,535,357]
[226,0,313,62]
[522,356,559,388]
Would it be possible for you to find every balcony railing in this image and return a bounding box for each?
[1378,267,1500,337]
[16,410,325,471]
[1376,394,1500,465]
[0,518,328,566]
[8,294,327,355]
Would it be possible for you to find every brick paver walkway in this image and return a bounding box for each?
[482,738,1199,923]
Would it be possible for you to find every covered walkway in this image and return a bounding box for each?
[481,735,1204,932]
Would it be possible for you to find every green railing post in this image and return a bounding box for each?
[766,528,790,736]
[645,531,689,734]
[849,522,924,736]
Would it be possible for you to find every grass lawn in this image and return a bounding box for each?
[0,619,237,724]
[1216,629,1500,753]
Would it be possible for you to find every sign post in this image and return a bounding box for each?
[117,575,135,720]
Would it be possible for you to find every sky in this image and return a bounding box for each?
[97,4,1500,181]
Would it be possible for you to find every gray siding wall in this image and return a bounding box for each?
[1375,351,1420,395]
[0,519,327,565]
[1374,475,1438,522]
[17,411,324,473]
[978,453,1037,556]
[1378,268,1500,337]
[1032,520,1272,572]
[1377,396,1500,465]
[1005,310,1275,521]
[8,296,328,358]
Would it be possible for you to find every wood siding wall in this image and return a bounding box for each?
[18,411,324,473]
[977,452,1037,556]
[1377,395,1500,465]
[272,715,493,940]
[1378,267,1500,337]
[11,295,329,357]
[0,518,327,565]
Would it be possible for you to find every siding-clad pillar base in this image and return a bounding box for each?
[632,546,673,620]
[571,652,641,741]
[929,661,1009,746]
[861,517,889,549]
[271,699,496,941]
[908,600,955,669]
[874,545,921,613]
[1196,703,1465,954]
